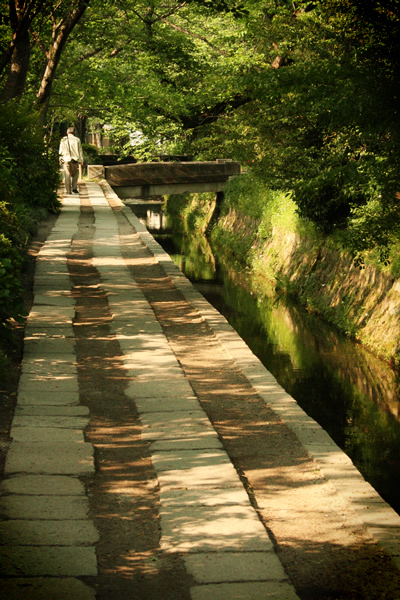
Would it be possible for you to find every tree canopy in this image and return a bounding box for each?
[1,0,400,260]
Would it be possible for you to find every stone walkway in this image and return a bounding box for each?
[1,181,400,599]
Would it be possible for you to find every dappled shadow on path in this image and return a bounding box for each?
[119,229,400,599]
[69,188,192,600]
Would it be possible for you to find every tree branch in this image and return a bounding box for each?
[160,17,227,56]
[151,93,251,130]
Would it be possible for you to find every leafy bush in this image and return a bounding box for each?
[82,142,100,164]
[0,203,27,326]
[0,104,60,212]
[0,105,60,327]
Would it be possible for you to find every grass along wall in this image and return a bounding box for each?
[209,174,400,368]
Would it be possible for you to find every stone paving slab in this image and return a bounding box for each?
[0,494,90,519]
[101,282,141,292]
[17,391,80,406]
[0,475,85,496]
[11,416,89,429]
[33,275,71,294]
[140,411,217,441]
[10,427,84,443]
[190,581,300,600]
[33,265,70,278]
[121,340,174,353]
[0,546,97,576]
[183,551,288,583]
[140,408,209,422]
[0,577,96,600]
[160,488,251,507]
[159,504,274,553]
[106,299,155,313]
[26,316,75,328]
[156,462,243,491]
[28,305,75,318]
[22,338,76,354]
[150,437,224,451]
[33,294,75,307]
[151,449,235,472]
[126,365,185,379]
[4,442,94,474]
[106,291,148,303]
[113,332,169,348]
[126,378,194,399]
[24,326,75,339]
[18,374,79,393]
[134,396,201,413]
[110,320,164,336]
[21,357,77,375]
[0,519,99,546]
[122,349,180,365]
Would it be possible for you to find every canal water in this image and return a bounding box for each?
[127,199,400,515]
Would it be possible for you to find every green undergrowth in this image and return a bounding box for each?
[0,104,60,342]
[164,191,216,233]
[171,172,400,361]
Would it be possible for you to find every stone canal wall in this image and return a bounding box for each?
[214,206,400,367]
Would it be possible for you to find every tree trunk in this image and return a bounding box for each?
[75,114,87,142]
[0,29,31,102]
[36,1,89,125]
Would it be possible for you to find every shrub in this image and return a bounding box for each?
[0,104,60,327]
[0,202,27,327]
[0,104,60,212]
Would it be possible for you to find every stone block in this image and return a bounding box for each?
[87,165,105,180]
[160,488,250,508]
[0,546,97,576]
[140,410,216,441]
[0,519,99,545]
[150,437,223,451]
[15,405,89,417]
[134,396,200,414]
[159,504,274,553]
[17,391,80,406]
[10,427,84,443]
[18,374,79,394]
[0,577,96,600]
[126,378,194,399]
[183,551,288,583]
[12,416,89,429]
[4,441,94,475]
[22,338,76,354]
[22,357,77,375]
[151,449,233,473]
[0,494,90,520]
[0,474,85,496]
[190,581,300,600]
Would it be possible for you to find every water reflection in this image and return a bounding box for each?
[125,200,171,231]
[130,199,400,515]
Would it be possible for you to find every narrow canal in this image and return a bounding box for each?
[127,199,400,516]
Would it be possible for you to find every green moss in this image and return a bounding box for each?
[165,191,215,233]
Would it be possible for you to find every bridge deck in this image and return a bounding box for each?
[1,182,400,599]
[88,160,241,197]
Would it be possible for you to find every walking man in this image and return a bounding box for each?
[59,126,84,194]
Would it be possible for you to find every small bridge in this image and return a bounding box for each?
[87,160,241,198]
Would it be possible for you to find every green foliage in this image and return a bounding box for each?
[0,105,60,327]
[82,142,100,164]
[0,104,60,212]
[165,192,216,232]
[0,203,27,327]
[2,0,399,273]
